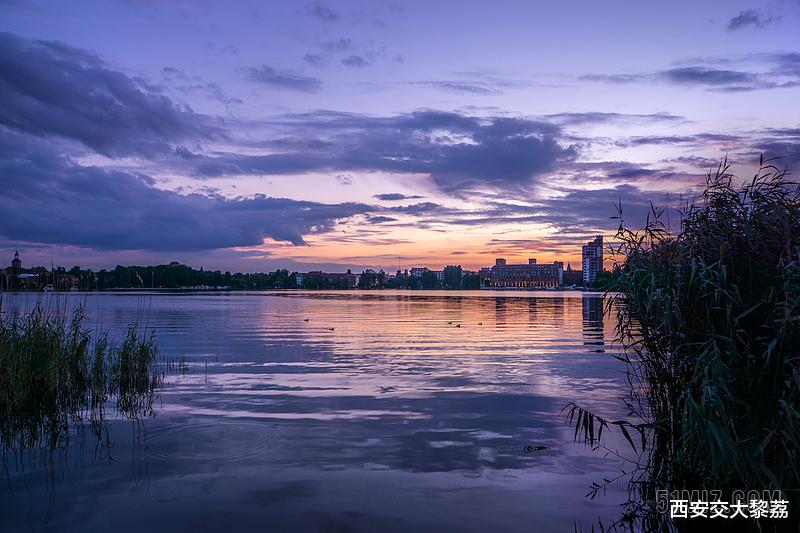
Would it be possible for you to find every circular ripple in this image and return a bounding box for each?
[144,420,284,464]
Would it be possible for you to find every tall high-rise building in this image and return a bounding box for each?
[582,236,603,287]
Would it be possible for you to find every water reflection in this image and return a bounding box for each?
[582,295,605,350]
[1,291,628,532]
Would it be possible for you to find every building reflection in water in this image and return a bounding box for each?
[494,296,508,325]
[582,295,605,351]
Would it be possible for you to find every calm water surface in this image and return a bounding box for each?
[1,290,632,532]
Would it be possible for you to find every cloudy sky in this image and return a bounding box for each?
[1,0,798,273]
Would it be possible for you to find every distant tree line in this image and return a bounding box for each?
[13,262,483,291]
[63,262,299,290]
[357,269,386,289]
[385,265,481,290]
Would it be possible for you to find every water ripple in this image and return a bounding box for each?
[144,419,285,464]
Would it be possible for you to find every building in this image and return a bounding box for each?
[4,251,23,290]
[582,236,603,287]
[562,262,583,286]
[408,267,444,282]
[3,252,52,290]
[410,267,428,278]
[299,270,357,289]
[479,258,563,289]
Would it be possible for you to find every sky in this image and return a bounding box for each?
[0,0,798,273]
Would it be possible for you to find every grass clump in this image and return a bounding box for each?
[568,157,800,530]
[0,301,161,453]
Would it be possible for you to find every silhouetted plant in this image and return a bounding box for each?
[0,300,162,453]
[567,157,800,531]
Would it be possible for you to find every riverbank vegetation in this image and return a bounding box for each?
[0,299,161,453]
[32,262,300,290]
[569,157,800,530]
[9,261,488,291]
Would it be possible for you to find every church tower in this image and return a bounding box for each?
[11,251,21,270]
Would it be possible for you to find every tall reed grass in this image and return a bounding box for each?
[567,157,800,531]
[0,297,161,453]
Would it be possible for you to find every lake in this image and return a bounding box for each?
[0,290,632,532]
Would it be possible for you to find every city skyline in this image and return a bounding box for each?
[1,1,799,273]
[3,242,595,277]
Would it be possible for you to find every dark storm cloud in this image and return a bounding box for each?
[303,53,326,66]
[582,54,800,92]
[483,237,599,257]
[191,110,576,194]
[604,167,665,180]
[550,160,703,186]
[752,129,800,169]
[488,236,597,249]
[662,155,723,169]
[769,52,800,76]
[0,32,212,157]
[161,66,242,108]
[322,38,353,52]
[335,173,352,185]
[341,54,370,68]
[543,111,685,126]
[582,68,760,90]
[687,126,800,170]
[386,202,453,215]
[373,193,425,201]
[531,186,686,232]
[0,128,372,251]
[304,1,338,21]
[408,184,688,234]
[416,81,497,95]
[580,73,643,84]
[762,127,800,137]
[162,66,193,80]
[614,132,742,148]
[244,65,322,92]
[414,73,531,96]
[366,216,398,224]
[305,37,398,69]
[728,9,773,30]
[618,135,698,146]
[557,190,679,232]
[661,67,757,87]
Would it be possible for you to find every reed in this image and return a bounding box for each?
[0,298,161,453]
[567,157,800,530]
